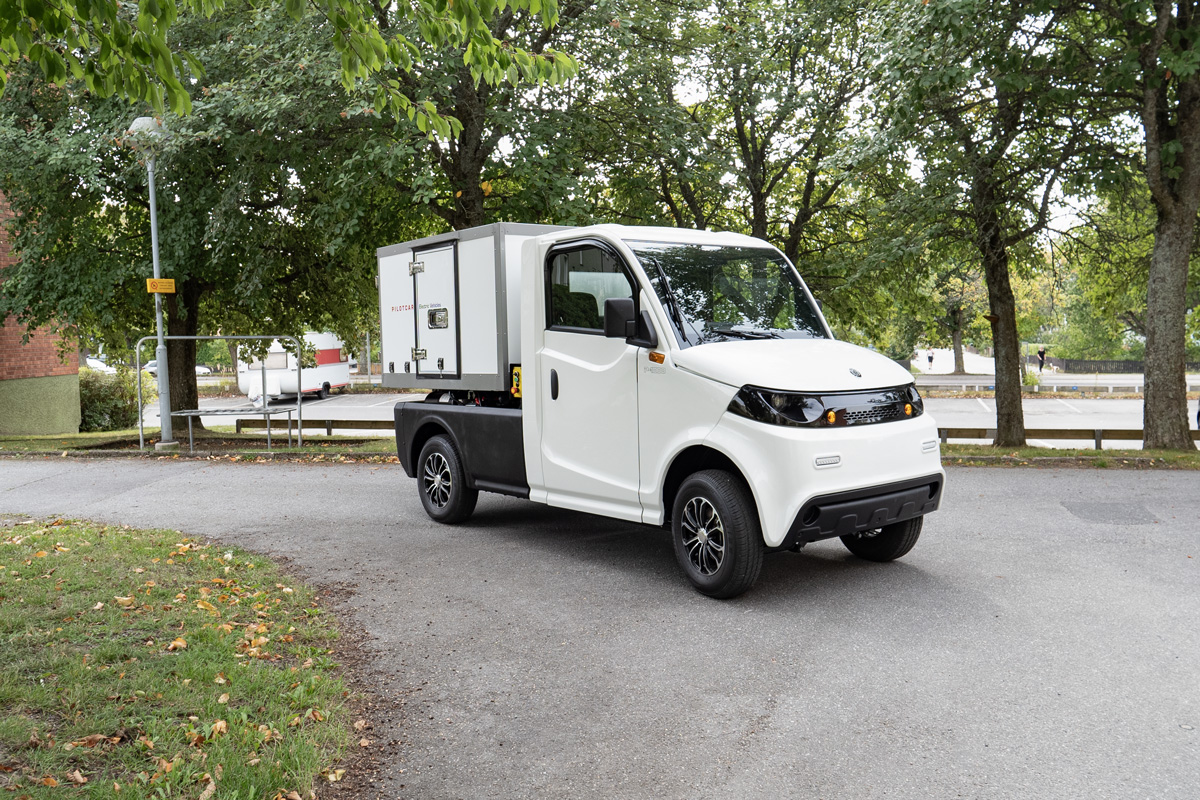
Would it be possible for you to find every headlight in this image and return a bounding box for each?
[728,384,923,428]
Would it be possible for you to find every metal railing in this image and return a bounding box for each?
[136,335,304,450]
[939,427,1200,449]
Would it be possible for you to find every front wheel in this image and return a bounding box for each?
[840,516,922,562]
[671,471,764,599]
[416,435,478,524]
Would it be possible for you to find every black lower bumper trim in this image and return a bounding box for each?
[781,474,943,549]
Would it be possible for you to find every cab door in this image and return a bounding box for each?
[537,242,643,521]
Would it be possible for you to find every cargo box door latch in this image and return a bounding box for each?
[411,348,427,360]
[408,260,425,275]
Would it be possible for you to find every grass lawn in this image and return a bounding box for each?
[0,429,396,458]
[941,443,1200,468]
[0,519,356,798]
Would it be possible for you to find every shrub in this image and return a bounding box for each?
[78,368,158,432]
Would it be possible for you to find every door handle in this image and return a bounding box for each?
[550,369,559,400]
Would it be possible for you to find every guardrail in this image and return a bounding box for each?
[235,418,394,436]
[939,427,1200,448]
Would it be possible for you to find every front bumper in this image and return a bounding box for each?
[778,473,943,550]
[704,411,944,547]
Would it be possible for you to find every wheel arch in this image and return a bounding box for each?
[662,444,759,529]
[410,420,459,472]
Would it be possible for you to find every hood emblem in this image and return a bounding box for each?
[849,368,862,377]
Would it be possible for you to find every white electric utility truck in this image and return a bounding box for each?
[378,223,943,598]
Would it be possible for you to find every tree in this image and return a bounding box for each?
[361,0,597,231]
[0,5,423,422]
[878,0,1120,446]
[1092,0,1200,449]
[1,0,575,122]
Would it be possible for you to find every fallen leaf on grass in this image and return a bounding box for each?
[209,720,228,738]
[114,596,135,608]
[33,551,47,558]
[359,738,371,747]
[353,719,367,731]
[322,768,346,782]
[41,776,58,787]
[214,673,229,685]
[66,770,87,785]
[166,637,187,651]
[217,693,229,705]
[92,602,104,610]
[198,781,216,800]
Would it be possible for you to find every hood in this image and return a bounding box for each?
[671,339,914,393]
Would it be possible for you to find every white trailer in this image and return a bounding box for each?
[236,332,350,401]
[378,224,944,598]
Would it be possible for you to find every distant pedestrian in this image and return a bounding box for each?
[1037,346,1046,373]
[927,348,934,369]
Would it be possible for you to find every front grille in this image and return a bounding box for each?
[845,405,903,425]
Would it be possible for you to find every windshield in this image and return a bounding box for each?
[628,241,829,348]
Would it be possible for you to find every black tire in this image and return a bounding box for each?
[416,435,478,524]
[840,516,922,562]
[671,470,764,599]
[317,383,330,399]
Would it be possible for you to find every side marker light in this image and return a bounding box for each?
[648,352,665,364]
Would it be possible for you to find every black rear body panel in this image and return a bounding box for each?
[394,402,529,498]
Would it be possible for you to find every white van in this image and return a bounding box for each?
[378,224,943,598]
[236,332,350,401]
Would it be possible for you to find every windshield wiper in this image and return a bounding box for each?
[709,327,783,340]
[648,260,701,346]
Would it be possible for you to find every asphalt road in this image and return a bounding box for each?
[1,459,1197,799]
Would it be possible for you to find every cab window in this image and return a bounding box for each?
[546,245,634,332]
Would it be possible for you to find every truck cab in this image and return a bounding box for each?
[380,224,943,598]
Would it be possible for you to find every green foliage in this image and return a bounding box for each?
[0,0,576,127]
[78,367,157,432]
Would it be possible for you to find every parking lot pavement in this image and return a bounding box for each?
[2,460,1197,799]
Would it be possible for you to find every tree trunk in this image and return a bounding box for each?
[973,202,1026,447]
[164,282,202,430]
[226,341,239,376]
[1143,210,1196,449]
[952,324,965,374]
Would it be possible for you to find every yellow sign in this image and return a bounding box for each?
[510,366,522,398]
[146,278,176,293]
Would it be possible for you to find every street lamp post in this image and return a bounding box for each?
[129,116,174,447]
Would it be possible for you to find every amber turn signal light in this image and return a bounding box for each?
[904,403,913,416]
[825,410,837,425]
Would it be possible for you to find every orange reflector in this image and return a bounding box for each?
[905,403,913,416]
[825,410,836,425]
[648,352,665,364]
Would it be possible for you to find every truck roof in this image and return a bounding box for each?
[538,224,773,250]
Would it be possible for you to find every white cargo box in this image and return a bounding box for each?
[377,223,566,392]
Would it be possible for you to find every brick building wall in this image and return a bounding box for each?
[0,194,81,433]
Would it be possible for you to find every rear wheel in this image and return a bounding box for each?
[671,470,763,599]
[840,516,922,562]
[317,382,330,399]
[417,435,477,524]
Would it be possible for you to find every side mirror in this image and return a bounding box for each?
[604,297,635,338]
[604,297,659,349]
